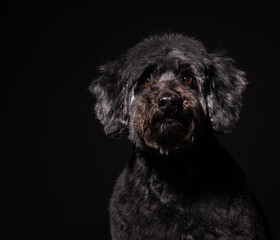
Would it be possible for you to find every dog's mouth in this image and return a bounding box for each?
[154,109,191,129]
[156,117,192,139]
[156,116,184,130]
[160,118,179,125]
[141,113,193,153]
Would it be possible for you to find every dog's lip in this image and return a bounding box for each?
[158,117,182,125]
[163,117,177,122]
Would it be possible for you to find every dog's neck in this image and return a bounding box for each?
[134,130,226,165]
[128,131,245,198]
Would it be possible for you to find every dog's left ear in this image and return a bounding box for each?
[207,53,247,133]
[89,60,128,138]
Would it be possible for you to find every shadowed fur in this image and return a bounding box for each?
[89,33,270,239]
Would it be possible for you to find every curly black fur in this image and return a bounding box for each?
[89,33,270,239]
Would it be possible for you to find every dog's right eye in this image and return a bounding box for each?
[144,75,154,85]
[183,75,193,85]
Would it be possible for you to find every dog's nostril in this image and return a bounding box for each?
[171,98,180,106]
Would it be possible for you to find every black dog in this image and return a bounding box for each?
[89,34,269,239]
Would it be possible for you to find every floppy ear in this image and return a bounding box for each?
[89,60,128,138]
[206,53,247,133]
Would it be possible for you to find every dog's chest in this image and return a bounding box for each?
[111,178,190,239]
[110,167,248,240]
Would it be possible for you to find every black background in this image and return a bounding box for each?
[1,2,279,240]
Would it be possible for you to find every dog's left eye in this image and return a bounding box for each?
[144,75,154,85]
[183,75,194,85]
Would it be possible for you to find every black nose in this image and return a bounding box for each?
[158,94,180,111]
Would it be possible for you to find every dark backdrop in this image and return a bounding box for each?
[2,2,279,240]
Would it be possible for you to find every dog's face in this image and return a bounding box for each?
[89,34,246,154]
[128,56,207,153]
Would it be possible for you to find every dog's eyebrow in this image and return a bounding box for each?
[140,64,156,76]
[177,62,192,70]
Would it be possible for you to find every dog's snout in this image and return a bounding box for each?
[158,94,180,111]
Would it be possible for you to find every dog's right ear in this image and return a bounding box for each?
[89,60,128,138]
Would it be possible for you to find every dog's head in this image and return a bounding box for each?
[89,34,246,153]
